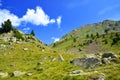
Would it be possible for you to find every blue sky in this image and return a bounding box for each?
[0,0,120,44]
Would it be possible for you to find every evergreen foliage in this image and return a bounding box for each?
[30,30,35,36]
[1,19,12,33]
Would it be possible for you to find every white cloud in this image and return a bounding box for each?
[21,6,55,26]
[22,27,30,33]
[0,9,21,27]
[57,16,62,28]
[0,6,60,27]
[23,27,30,31]
[52,37,60,43]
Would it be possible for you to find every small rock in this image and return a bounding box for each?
[16,41,20,44]
[98,73,105,80]
[52,58,56,61]
[13,71,26,77]
[0,72,8,78]
[23,48,28,51]
[102,58,110,64]
[58,54,64,62]
[26,73,32,76]
[37,62,42,65]
[10,37,16,42]
[10,64,15,67]
[42,49,45,52]
[71,70,83,74]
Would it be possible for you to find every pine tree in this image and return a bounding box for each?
[30,30,35,36]
[1,19,12,33]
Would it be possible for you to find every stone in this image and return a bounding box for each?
[52,58,56,61]
[16,41,20,44]
[102,58,110,64]
[42,49,45,52]
[70,70,98,76]
[26,73,32,76]
[10,64,15,67]
[71,70,83,74]
[58,54,64,62]
[102,52,118,63]
[0,44,6,50]
[13,71,26,77]
[0,72,8,78]
[10,37,16,42]
[70,57,101,69]
[102,52,117,59]
[37,62,42,65]
[23,48,28,51]
[98,73,105,80]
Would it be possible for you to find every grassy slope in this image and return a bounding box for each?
[0,39,120,80]
[0,39,84,80]
[52,20,120,52]
[49,20,120,80]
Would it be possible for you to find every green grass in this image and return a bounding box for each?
[0,38,120,80]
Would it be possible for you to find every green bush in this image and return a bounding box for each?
[13,29,24,40]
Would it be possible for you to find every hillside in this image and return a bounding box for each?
[52,20,120,54]
[0,28,85,80]
[0,20,120,80]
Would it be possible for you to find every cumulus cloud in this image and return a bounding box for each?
[56,16,62,28]
[0,6,60,27]
[51,37,60,43]
[21,6,56,26]
[23,27,30,31]
[22,27,30,33]
[0,9,21,27]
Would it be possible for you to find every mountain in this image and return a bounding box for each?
[0,20,120,80]
[0,28,82,80]
[52,20,120,54]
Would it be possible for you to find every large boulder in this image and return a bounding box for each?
[10,37,16,42]
[70,57,101,69]
[102,52,117,58]
[102,52,118,63]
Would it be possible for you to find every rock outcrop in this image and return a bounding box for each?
[70,52,118,69]
[70,57,101,69]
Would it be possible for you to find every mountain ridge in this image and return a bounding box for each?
[51,20,120,54]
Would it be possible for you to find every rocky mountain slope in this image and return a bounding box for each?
[0,20,120,80]
[52,20,120,54]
